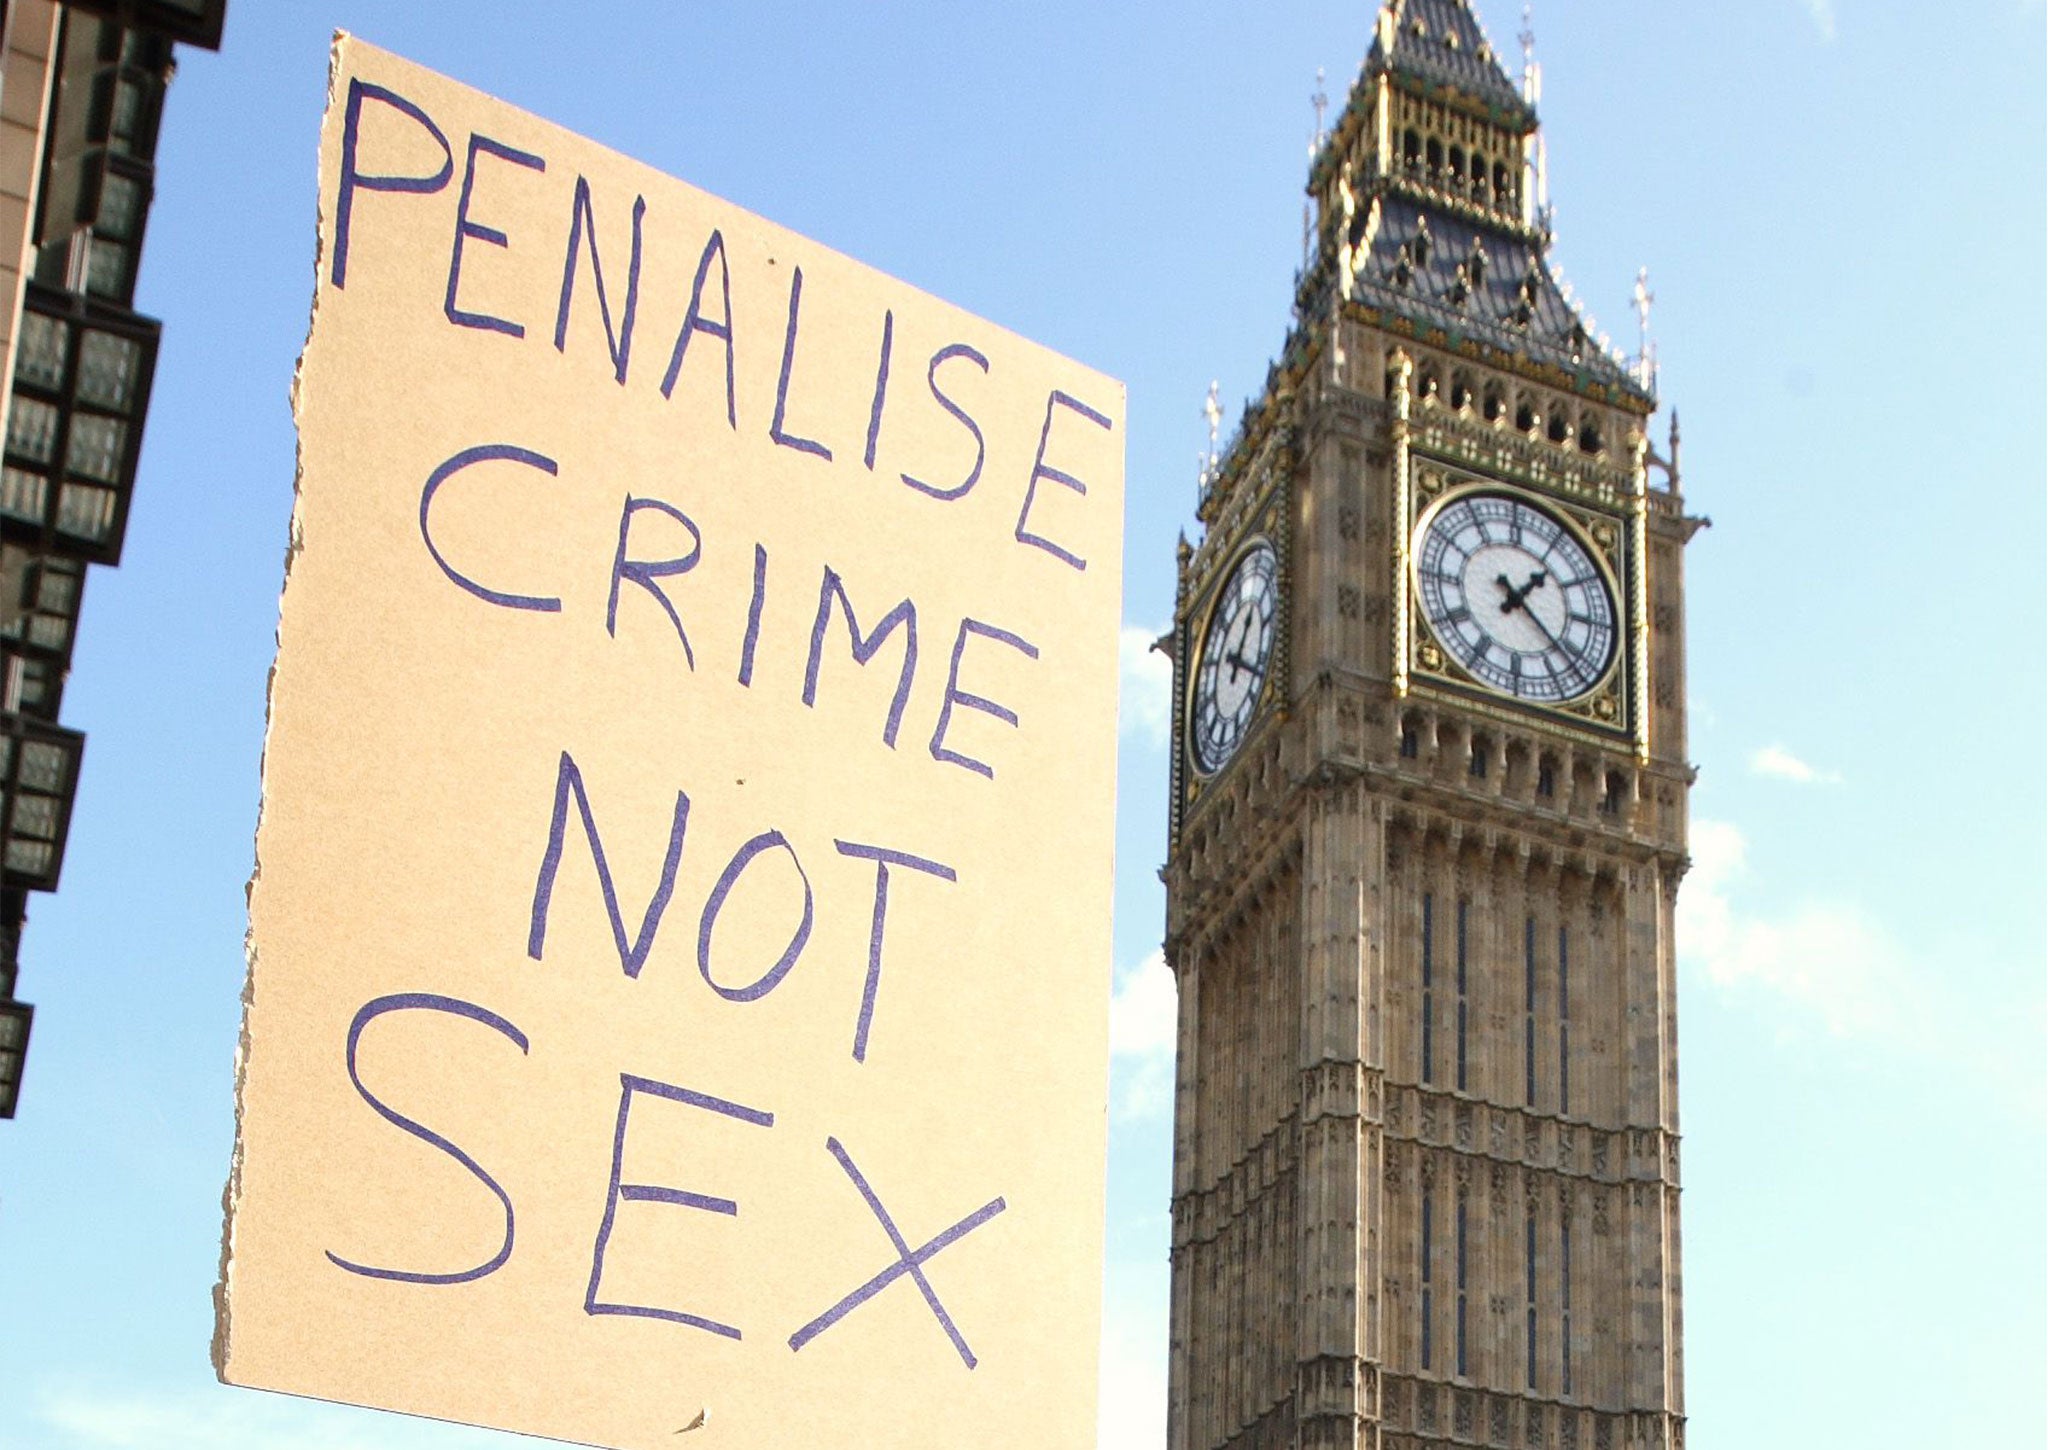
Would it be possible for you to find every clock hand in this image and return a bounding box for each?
[1496,569,1549,613]
[1511,593,1568,653]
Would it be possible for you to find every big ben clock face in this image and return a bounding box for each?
[1415,490,1617,703]
[1190,540,1278,775]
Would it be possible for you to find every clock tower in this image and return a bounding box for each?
[1164,6,1702,1450]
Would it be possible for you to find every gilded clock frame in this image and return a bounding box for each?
[1172,460,1292,844]
[1397,455,1640,749]
[1184,532,1282,781]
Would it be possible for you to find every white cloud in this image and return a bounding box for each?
[1678,821,2043,1114]
[1118,624,1172,748]
[36,1384,527,1450]
[1109,948,1178,1122]
[1799,0,1838,40]
[1678,819,1910,1037]
[1748,743,1842,785]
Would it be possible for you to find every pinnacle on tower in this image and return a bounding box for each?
[1367,0,1534,125]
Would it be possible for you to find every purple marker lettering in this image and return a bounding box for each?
[326,993,528,1286]
[585,1074,773,1340]
[444,133,546,337]
[832,842,956,1063]
[661,229,736,427]
[863,309,894,471]
[528,752,689,979]
[787,1136,1005,1368]
[419,444,562,612]
[332,78,452,289]
[769,266,831,461]
[737,543,768,687]
[899,343,989,500]
[1014,389,1113,570]
[554,176,646,385]
[802,566,918,749]
[697,831,813,1002]
[606,495,703,667]
[927,617,1039,780]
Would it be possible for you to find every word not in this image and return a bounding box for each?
[528,750,955,1063]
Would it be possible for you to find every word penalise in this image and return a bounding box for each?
[332,77,1115,576]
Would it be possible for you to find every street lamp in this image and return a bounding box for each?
[0,997,31,1119]
[0,712,84,892]
[2,282,159,565]
[0,544,87,720]
[55,0,226,51]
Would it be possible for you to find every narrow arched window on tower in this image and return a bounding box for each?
[1455,898,1470,1092]
[1560,1214,1574,1396]
[1524,916,1538,1107]
[1525,1204,1540,1389]
[1421,893,1436,1084]
[1557,923,1571,1116]
[1455,1188,1470,1377]
[1421,1187,1436,1369]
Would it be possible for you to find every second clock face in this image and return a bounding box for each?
[1415,490,1617,703]
[1190,540,1278,775]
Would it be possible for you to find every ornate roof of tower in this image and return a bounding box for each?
[1290,0,1651,413]
[1336,194,1647,402]
[1365,0,1533,126]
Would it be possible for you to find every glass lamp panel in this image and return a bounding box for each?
[10,793,56,842]
[33,564,79,617]
[13,311,69,391]
[17,741,67,793]
[14,657,58,715]
[109,78,144,151]
[55,482,117,543]
[75,329,140,410]
[6,400,60,465]
[0,1009,22,1050]
[95,167,143,240]
[0,469,50,528]
[83,236,132,301]
[62,412,124,485]
[5,839,53,878]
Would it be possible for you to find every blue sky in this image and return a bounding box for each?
[0,2,2042,1447]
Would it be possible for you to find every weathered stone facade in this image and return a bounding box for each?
[1164,6,1701,1448]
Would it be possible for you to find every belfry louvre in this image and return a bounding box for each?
[1163,5,1700,1449]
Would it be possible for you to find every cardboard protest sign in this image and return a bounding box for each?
[215,36,1123,1450]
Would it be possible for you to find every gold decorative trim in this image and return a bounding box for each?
[1402,460,1637,744]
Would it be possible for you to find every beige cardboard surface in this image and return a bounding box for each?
[215,36,1123,1450]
